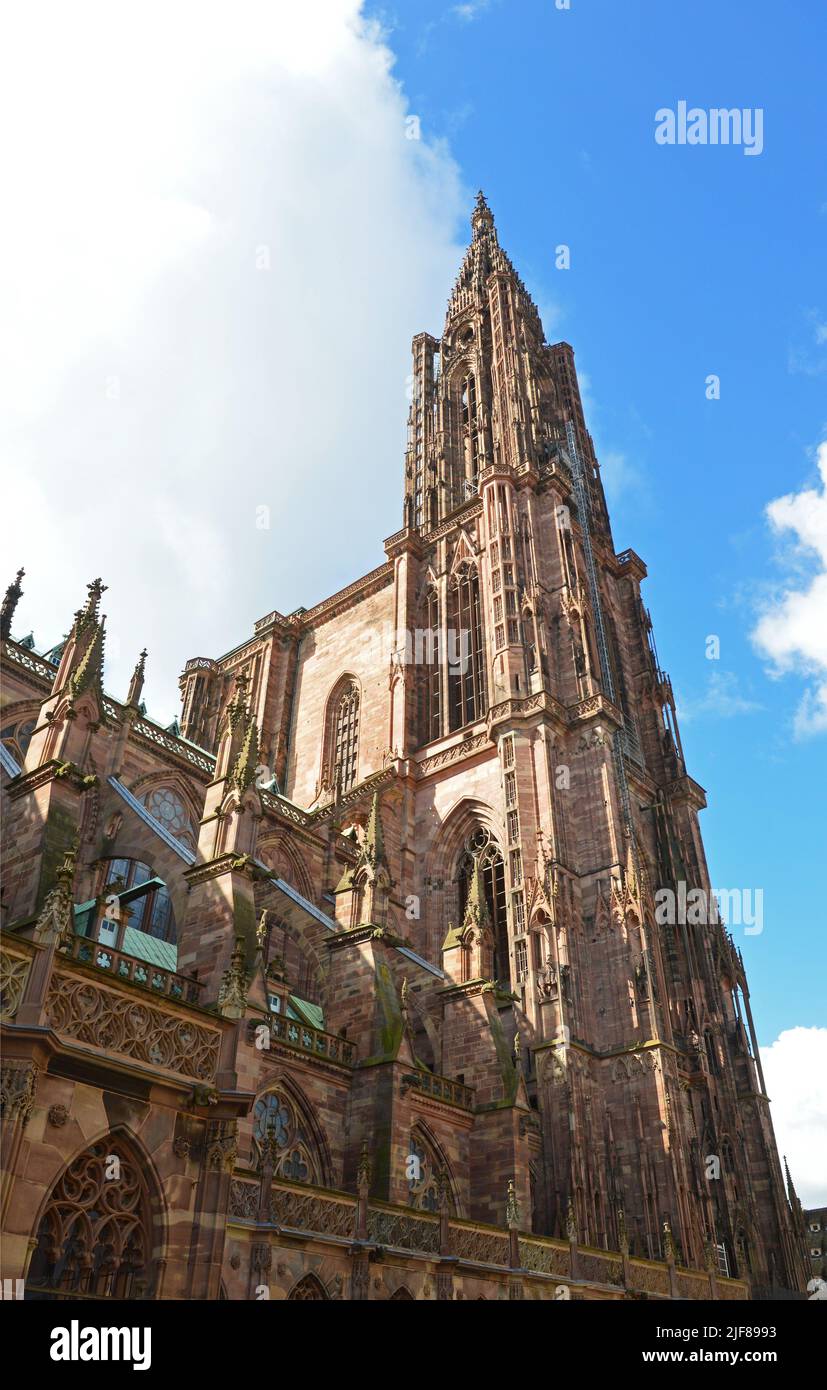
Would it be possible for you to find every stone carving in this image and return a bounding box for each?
[205,1119,238,1172]
[367,1209,440,1254]
[0,950,31,1021]
[450,1225,509,1264]
[46,973,221,1080]
[270,1188,356,1239]
[229,1179,259,1221]
[0,1060,38,1124]
[518,1239,569,1276]
[47,1103,69,1127]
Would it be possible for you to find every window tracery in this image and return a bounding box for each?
[329,680,360,796]
[27,1139,154,1299]
[253,1088,321,1184]
[457,827,509,984]
[447,563,486,729]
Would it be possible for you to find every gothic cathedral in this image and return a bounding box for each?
[0,195,809,1302]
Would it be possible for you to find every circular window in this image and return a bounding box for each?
[144,787,191,840]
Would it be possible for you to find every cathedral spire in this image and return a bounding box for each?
[471,189,495,239]
[0,567,24,641]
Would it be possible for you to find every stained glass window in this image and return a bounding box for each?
[252,1089,319,1185]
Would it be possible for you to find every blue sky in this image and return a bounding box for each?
[363,0,827,1050]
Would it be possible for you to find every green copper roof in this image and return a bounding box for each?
[122,928,177,971]
[289,995,324,1030]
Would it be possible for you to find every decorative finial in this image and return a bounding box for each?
[84,578,108,618]
[617,1204,629,1255]
[127,648,147,708]
[506,1179,521,1230]
[33,839,79,950]
[471,189,495,239]
[217,935,248,1018]
[357,1141,371,1194]
[0,567,25,640]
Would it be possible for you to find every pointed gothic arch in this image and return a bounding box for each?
[456,828,508,985]
[26,1130,164,1300]
[322,674,361,797]
[408,1121,459,1215]
[418,582,442,745]
[251,1076,331,1185]
[390,1285,415,1300]
[287,1273,328,1300]
[447,562,486,729]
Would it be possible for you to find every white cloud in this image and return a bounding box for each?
[0,0,465,723]
[761,1027,827,1208]
[751,441,827,738]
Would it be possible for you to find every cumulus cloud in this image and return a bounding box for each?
[0,0,466,723]
[751,441,827,737]
[760,1027,827,1208]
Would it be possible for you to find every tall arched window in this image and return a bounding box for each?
[331,680,360,796]
[419,585,442,745]
[447,563,486,730]
[27,1138,156,1299]
[457,828,508,984]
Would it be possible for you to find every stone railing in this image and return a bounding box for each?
[451,1220,510,1265]
[132,718,215,774]
[402,1070,475,1111]
[224,1175,748,1300]
[368,1204,440,1254]
[2,641,55,682]
[267,1012,356,1067]
[45,968,221,1081]
[272,1185,357,1240]
[66,933,203,1004]
[259,789,312,828]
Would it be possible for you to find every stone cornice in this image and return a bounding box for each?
[665,773,708,811]
[6,758,98,800]
[297,562,394,630]
[384,528,424,561]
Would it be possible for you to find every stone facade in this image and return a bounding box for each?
[0,196,809,1301]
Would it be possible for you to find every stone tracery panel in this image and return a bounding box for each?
[46,972,221,1079]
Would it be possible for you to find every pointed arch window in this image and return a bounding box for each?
[407,1126,455,1214]
[419,585,442,744]
[288,1274,328,1300]
[329,680,359,796]
[253,1087,322,1184]
[447,563,486,729]
[457,828,508,984]
[26,1138,156,1299]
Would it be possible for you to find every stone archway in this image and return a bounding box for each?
[26,1134,161,1300]
[287,1273,328,1301]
